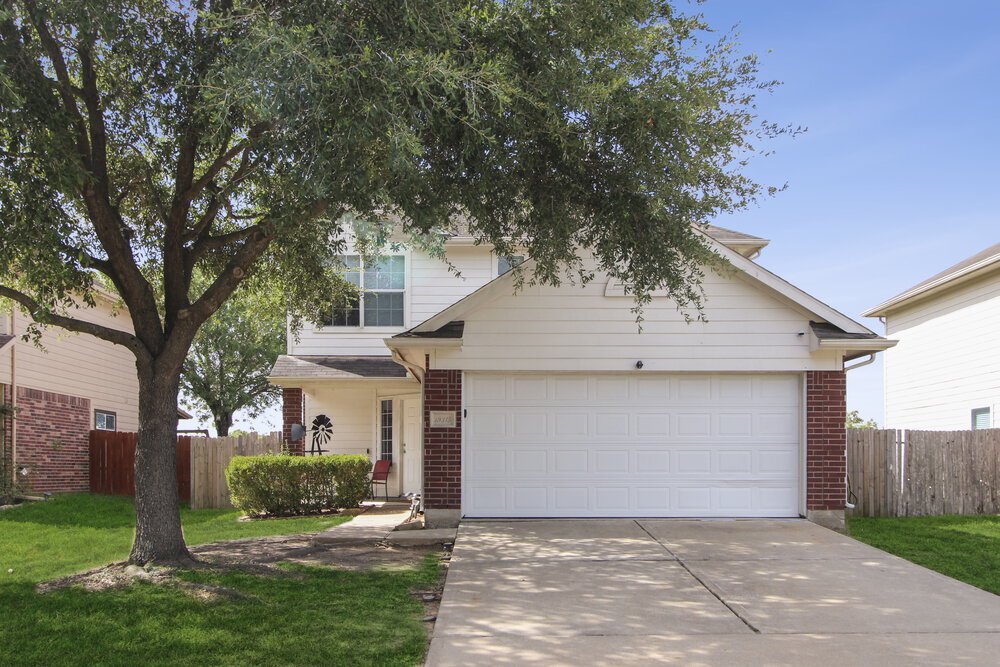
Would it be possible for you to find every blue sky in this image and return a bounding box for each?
[697,0,1000,422]
[187,0,1000,434]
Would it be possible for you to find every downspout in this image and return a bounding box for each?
[842,351,877,510]
[391,348,424,384]
[844,353,876,372]
[9,310,17,489]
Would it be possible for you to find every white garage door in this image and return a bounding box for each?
[464,373,802,518]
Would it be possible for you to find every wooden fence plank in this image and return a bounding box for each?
[846,428,1000,518]
[188,433,282,510]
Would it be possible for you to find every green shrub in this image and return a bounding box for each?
[226,454,372,516]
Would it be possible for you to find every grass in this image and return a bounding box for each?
[1,493,353,582]
[0,493,440,666]
[848,514,1000,595]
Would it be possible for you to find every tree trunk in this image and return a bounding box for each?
[129,363,192,566]
[214,411,232,437]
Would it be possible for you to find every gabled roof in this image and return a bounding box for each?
[389,228,884,344]
[863,241,1000,316]
[269,355,409,380]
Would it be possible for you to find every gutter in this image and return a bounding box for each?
[390,348,425,384]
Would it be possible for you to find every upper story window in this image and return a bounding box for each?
[325,255,405,328]
[972,407,991,430]
[498,254,525,276]
[95,410,117,431]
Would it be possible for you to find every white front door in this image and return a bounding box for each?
[464,373,802,518]
[401,397,423,495]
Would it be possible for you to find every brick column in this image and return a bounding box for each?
[805,370,847,530]
[422,356,462,527]
[281,387,305,456]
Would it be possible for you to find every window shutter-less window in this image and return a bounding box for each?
[972,408,991,430]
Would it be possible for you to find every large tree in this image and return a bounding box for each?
[180,277,284,437]
[0,0,787,564]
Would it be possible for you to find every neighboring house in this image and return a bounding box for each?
[864,242,1000,430]
[0,292,140,493]
[269,226,895,529]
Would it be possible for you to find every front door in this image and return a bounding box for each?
[401,397,423,495]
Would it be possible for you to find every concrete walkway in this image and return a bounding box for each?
[312,503,457,546]
[427,519,1000,665]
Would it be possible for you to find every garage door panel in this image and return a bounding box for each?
[465,373,801,518]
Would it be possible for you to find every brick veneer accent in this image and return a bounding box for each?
[806,370,847,511]
[423,357,462,509]
[282,387,305,456]
[15,386,91,493]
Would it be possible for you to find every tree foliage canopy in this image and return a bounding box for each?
[179,275,284,437]
[0,0,789,563]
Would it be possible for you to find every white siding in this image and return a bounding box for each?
[301,379,420,494]
[289,246,496,356]
[883,271,1000,430]
[0,299,140,431]
[435,265,843,373]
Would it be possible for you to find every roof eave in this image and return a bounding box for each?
[863,254,1000,317]
[384,337,463,349]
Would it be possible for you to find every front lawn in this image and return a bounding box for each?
[848,514,1000,595]
[0,494,440,666]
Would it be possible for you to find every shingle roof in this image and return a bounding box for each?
[393,321,464,339]
[269,355,409,379]
[0,334,13,350]
[810,321,879,340]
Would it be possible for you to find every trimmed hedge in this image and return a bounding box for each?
[226,454,372,516]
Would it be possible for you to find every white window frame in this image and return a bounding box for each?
[495,253,525,277]
[95,410,117,431]
[326,254,408,329]
[971,407,991,430]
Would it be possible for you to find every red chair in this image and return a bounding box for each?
[370,459,391,500]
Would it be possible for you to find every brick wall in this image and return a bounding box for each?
[423,357,462,509]
[2,383,12,485]
[806,370,847,511]
[282,387,305,456]
[15,386,91,493]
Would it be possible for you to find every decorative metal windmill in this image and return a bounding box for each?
[309,414,333,456]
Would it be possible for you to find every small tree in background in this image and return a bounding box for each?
[180,278,284,437]
[847,410,879,429]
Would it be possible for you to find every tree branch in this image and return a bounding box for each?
[0,284,150,362]
[22,1,91,164]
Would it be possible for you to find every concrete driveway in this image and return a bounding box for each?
[426,519,1000,665]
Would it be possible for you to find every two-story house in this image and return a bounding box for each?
[269,225,895,530]
[1,290,140,493]
[864,242,1000,430]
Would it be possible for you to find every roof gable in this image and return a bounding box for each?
[864,242,1000,316]
[404,231,875,338]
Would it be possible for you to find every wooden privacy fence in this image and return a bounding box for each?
[89,431,281,509]
[847,428,1000,517]
[189,434,282,509]
[89,431,192,503]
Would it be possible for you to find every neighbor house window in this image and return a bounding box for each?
[972,407,991,430]
[326,255,405,327]
[379,399,393,462]
[498,254,525,276]
[95,410,117,431]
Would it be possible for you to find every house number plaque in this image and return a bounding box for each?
[429,411,457,428]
